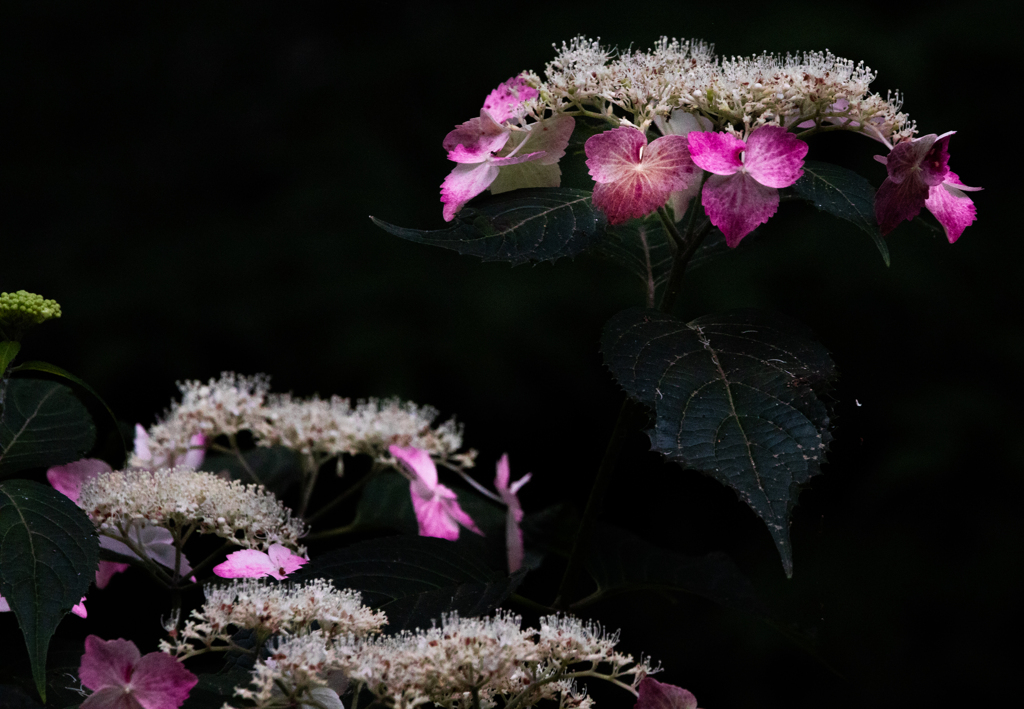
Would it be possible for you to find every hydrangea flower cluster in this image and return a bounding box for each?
[0,290,61,330]
[163,578,386,659]
[232,612,655,709]
[77,466,308,552]
[131,372,470,471]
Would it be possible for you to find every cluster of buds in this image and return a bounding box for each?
[0,290,61,336]
[439,36,980,246]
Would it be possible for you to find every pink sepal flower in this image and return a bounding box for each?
[79,635,198,709]
[95,562,130,590]
[102,522,194,576]
[585,126,698,225]
[635,678,699,709]
[494,454,531,573]
[482,75,539,124]
[873,132,981,241]
[213,544,308,581]
[47,458,112,504]
[654,111,714,221]
[134,425,207,469]
[688,125,808,247]
[390,445,483,541]
[1,594,86,618]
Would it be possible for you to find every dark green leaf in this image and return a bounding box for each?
[592,214,674,305]
[182,672,251,709]
[0,341,20,377]
[791,160,890,266]
[601,308,837,576]
[0,480,99,701]
[371,188,606,265]
[201,446,300,496]
[292,535,522,632]
[577,525,768,618]
[0,379,96,478]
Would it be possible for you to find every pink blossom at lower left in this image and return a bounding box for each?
[78,635,197,709]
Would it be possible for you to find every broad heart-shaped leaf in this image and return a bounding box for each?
[0,378,96,478]
[790,160,890,266]
[601,308,836,576]
[291,535,522,633]
[0,479,99,701]
[371,187,606,265]
[201,446,301,496]
[577,525,768,619]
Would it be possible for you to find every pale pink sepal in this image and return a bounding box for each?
[925,172,981,243]
[391,445,483,540]
[482,76,539,124]
[701,173,779,248]
[443,111,510,163]
[47,458,112,504]
[134,426,206,469]
[654,112,713,222]
[95,561,130,590]
[213,544,307,581]
[79,635,198,709]
[72,597,88,618]
[494,454,531,573]
[635,678,698,709]
[441,162,500,221]
[687,131,745,175]
[742,126,808,188]
[101,522,193,575]
[586,127,697,225]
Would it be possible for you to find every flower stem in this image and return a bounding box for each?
[304,521,358,541]
[305,463,384,525]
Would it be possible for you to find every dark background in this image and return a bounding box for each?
[1,1,1020,707]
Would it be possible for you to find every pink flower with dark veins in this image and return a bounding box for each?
[440,76,574,221]
[873,131,981,241]
[78,635,197,709]
[390,445,483,541]
[212,544,308,581]
[687,125,808,247]
[494,454,531,573]
[585,126,699,225]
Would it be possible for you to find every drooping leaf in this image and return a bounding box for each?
[577,525,768,617]
[0,378,96,478]
[0,480,99,701]
[791,160,890,266]
[291,535,522,632]
[371,188,606,265]
[201,446,300,496]
[0,341,20,377]
[601,308,837,576]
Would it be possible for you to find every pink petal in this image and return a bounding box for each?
[267,544,308,579]
[80,686,140,709]
[944,170,983,192]
[494,453,511,491]
[129,652,198,709]
[390,445,438,489]
[635,678,698,709]
[874,173,930,235]
[687,131,746,176]
[506,510,525,573]
[95,561,130,589]
[885,133,951,187]
[133,425,153,462]
[654,110,712,138]
[80,636,141,691]
[441,162,499,222]
[178,433,206,469]
[443,111,509,163]
[585,127,646,183]
[701,172,779,247]
[482,76,539,124]
[411,489,461,540]
[0,595,9,612]
[47,458,112,504]
[925,180,977,244]
[490,150,546,168]
[742,126,807,188]
[437,484,483,536]
[72,597,88,618]
[212,549,276,579]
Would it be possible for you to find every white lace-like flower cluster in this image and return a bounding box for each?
[163,578,386,659]
[231,612,654,709]
[526,35,915,144]
[77,467,307,551]
[234,631,342,706]
[130,372,470,469]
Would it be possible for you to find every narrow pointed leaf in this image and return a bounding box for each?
[601,308,836,576]
[291,535,522,632]
[0,479,99,701]
[791,160,890,266]
[0,378,96,477]
[371,187,606,265]
[0,341,20,376]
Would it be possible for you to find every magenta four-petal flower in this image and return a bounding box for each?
[687,125,808,247]
[585,126,699,225]
[873,131,981,242]
[390,445,483,541]
[78,635,197,709]
[212,544,308,581]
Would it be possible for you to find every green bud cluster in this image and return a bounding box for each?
[0,290,62,329]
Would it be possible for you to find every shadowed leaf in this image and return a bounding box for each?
[602,308,836,576]
[0,378,96,478]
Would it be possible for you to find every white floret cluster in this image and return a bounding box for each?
[526,35,915,144]
[163,578,386,659]
[77,466,307,551]
[231,612,654,709]
[130,372,470,470]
